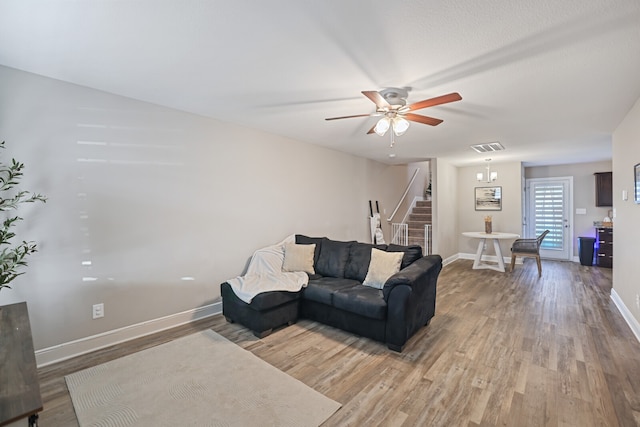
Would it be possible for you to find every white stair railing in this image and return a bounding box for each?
[387,168,420,222]
[391,223,408,246]
[423,224,432,255]
[397,196,423,225]
[389,194,423,245]
[391,223,432,255]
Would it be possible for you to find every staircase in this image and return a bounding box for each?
[386,165,434,254]
[407,200,432,252]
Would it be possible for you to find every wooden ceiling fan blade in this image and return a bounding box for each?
[366,124,377,134]
[362,91,391,109]
[325,113,372,121]
[404,113,443,126]
[404,92,462,112]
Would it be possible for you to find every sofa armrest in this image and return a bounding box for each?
[382,255,443,302]
[382,254,443,351]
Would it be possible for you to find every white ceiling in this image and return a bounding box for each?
[1,0,639,166]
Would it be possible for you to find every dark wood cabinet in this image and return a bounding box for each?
[596,227,613,268]
[595,172,613,207]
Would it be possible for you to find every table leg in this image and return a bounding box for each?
[472,238,486,269]
[493,239,506,272]
[470,237,507,272]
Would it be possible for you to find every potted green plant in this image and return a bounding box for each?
[0,141,46,293]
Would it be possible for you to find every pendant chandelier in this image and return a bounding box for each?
[477,158,498,183]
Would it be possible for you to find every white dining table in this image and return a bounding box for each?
[462,231,520,272]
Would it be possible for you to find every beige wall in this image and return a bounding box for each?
[525,160,613,257]
[0,66,412,350]
[405,160,430,205]
[432,158,459,260]
[612,96,640,328]
[457,161,523,257]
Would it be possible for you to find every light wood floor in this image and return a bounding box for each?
[37,259,640,426]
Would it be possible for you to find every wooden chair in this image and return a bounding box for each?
[510,230,550,277]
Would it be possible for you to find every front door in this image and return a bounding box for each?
[525,177,573,260]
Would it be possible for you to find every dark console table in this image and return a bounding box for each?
[0,302,42,427]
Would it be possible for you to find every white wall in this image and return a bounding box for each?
[457,161,522,257]
[405,160,430,204]
[0,66,411,351]
[525,160,613,257]
[612,96,640,330]
[432,158,459,259]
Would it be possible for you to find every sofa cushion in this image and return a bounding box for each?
[248,289,301,311]
[332,285,387,320]
[363,248,404,289]
[302,276,361,305]
[344,242,388,282]
[295,235,323,265]
[282,243,316,274]
[386,244,423,269]
[315,238,353,278]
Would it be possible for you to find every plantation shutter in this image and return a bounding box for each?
[532,182,564,251]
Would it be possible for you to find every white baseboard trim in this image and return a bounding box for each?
[610,289,640,343]
[442,253,459,266]
[35,301,222,367]
[458,252,516,265]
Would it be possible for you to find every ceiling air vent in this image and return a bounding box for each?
[470,142,505,153]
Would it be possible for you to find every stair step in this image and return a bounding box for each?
[408,229,428,237]
[393,199,432,253]
[409,214,431,222]
[412,207,431,215]
[408,221,431,229]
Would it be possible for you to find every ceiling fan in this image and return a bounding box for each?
[325,88,462,143]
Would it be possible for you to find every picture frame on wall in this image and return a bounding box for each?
[475,186,502,211]
[635,163,640,204]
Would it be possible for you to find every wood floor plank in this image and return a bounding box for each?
[35,259,640,426]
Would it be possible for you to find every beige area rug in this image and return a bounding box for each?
[65,329,341,426]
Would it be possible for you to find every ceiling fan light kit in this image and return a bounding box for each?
[392,117,410,135]
[374,117,391,136]
[373,116,410,137]
[325,88,462,142]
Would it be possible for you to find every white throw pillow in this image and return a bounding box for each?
[282,243,316,274]
[362,248,404,289]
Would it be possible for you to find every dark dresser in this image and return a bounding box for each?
[596,227,613,268]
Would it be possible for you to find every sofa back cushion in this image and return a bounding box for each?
[295,235,323,265]
[386,244,423,269]
[315,238,353,278]
[344,242,388,282]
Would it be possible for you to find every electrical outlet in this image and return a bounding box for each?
[92,303,104,319]
[636,294,640,310]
